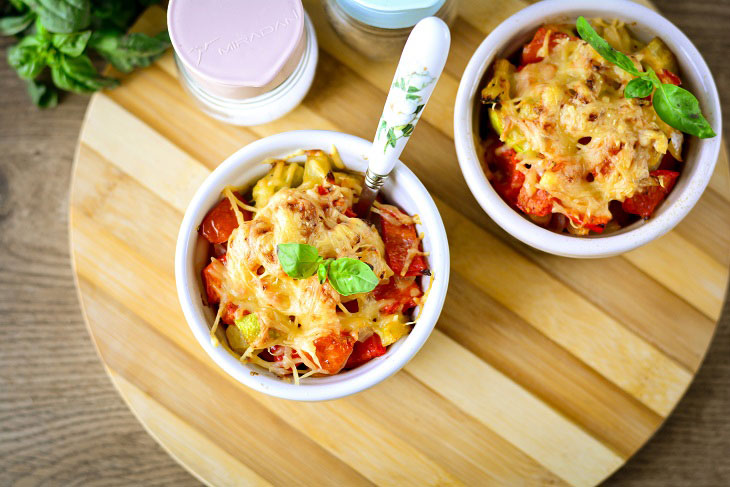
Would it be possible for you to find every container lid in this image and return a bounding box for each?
[336,0,446,29]
[168,0,304,87]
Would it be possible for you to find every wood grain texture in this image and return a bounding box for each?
[1,1,729,487]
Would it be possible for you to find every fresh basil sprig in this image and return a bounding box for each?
[576,16,716,139]
[23,0,91,35]
[276,243,379,296]
[1,0,169,108]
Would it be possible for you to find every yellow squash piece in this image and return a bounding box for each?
[303,150,332,185]
[252,161,304,207]
[375,314,410,346]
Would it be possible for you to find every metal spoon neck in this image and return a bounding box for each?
[363,168,389,191]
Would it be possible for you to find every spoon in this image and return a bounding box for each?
[354,16,451,217]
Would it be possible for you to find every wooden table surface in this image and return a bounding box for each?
[1,1,728,485]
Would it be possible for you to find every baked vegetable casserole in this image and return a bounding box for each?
[481,19,688,234]
[198,148,429,380]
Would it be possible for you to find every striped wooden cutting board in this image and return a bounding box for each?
[70,2,730,485]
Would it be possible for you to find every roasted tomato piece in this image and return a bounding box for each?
[341,299,359,313]
[657,152,679,171]
[658,69,681,86]
[584,223,605,234]
[220,302,238,325]
[202,259,223,304]
[517,187,553,216]
[486,140,524,206]
[548,213,569,233]
[199,192,251,244]
[566,212,610,234]
[521,27,572,66]
[609,200,634,228]
[373,277,422,315]
[211,243,227,259]
[379,206,429,277]
[345,334,387,369]
[312,334,355,374]
[258,349,275,362]
[269,345,299,362]
[622,170,679,219]
[344,207,357,218]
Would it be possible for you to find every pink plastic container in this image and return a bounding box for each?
[168,0,318,125]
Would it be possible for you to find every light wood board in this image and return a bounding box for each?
[69,2,730,486]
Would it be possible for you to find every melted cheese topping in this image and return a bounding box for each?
[211,175,413,376]
[494,30,677,224]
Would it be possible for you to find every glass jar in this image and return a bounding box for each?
[168,0,318,126]
[324,0,457,61]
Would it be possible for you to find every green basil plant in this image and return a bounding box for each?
[1,0,170,108]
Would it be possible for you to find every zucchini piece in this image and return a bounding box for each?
[252,161,304,207]
[226,324,248,354]
[640,37,679,75]
[488,107,527,153]
[226,313,261,354]
[481,59,515,106]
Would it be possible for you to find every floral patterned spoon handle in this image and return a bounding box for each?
[355,16,451,216]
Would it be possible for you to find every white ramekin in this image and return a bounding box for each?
[175,130,449,401]
[454,0,722,258]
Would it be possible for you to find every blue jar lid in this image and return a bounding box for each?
[336,0,446,29]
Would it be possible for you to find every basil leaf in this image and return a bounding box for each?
[33,16,52,40]
[0,10,36,36]
[234,313,260,345]
[277,243,321,279]
[624,77,654,99]
[653,83,716,139]
[576,16,642,76]
[51,29,90,56]
[90,30,170,73]
[50,53,117,93]
[327,258,379,296]
[24,0,90,34]
[90,0,138,31]
[317,261,329,284]
[8,0,27,11]
[7,35,47,79]
[26,79,58,108]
